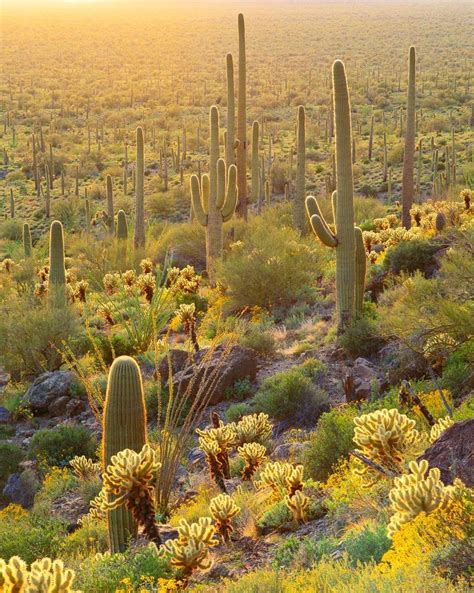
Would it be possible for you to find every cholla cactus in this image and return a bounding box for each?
[353,408,421,474]
[78,488,107,525]
[122,269,136,289]
[175,303,199,352]
[198,435,227,492]
[237,442,266,480]
[460,188,471,210]
[136,272,156,303]
[139,258,154,274]
[285,490,309,523]
[101,444,161,545]
[231,413,272,446]
[430,416,454,443]
[69,455,101,480]
[0,555,80,593]
[256,462,304,498]
[197,423,236,480]
[1,258,14,273]
[209,493,240,542]
[103,272,120,295]
[157,517,218,584]
[71,280,88,303]
[167,265,200,294]
[387,460,448,537]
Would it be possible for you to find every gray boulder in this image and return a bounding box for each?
[0,407,12,424]
[3,470,39,509]
[343,357,386,402]
[23,371,74,414]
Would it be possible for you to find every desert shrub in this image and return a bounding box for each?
[257,500,291,530]
[61,520,108,557]
[0,296,82,379]
[218,217,324,311]
[224,378,254,401]
[76,543,172,592]
[155,221,206,270]
[0,218,22,240]
[252,363,329,424]
[272,535,301,568]
[441,341,474,399]
[240,324,277,356]
[343,523,391,565]
[303,406,358,481]
[0,504,66,563]
[225,402,253,423]
[383,239,438,276]
[338,314,385,358]
[0,442,24,481]
[28,425,97,469]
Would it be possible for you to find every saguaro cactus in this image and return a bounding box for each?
[48,220,66,307]
[236,13,247,219]
[402,47,416,229]
[9,189,14,218]
[251,120,259,204]
[190,106,237,283]
[134,127,145,249]
[23,222,32,257]
[117,209,128,240]
[102,356,148,553]
[294,106,306,233]
[225,53,236,167]
[306,60,361,330]
[106,175,114,235]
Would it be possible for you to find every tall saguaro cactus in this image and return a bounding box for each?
[236,13,247,219]
[103,356,148,553]
[23,222,32,257]
[134,127,145,249]
[225,53,236,167]
[294,105,306,234]
[106,175,114,235]
[117,209,128,240]
[402,46,416,229]
[306,60,363,331]
[190,106,237,283]
[48,220,66,307]
[251,120,259,204]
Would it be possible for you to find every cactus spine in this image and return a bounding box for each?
[117,209,128,240]
[402,47,416,229]
[251,120,259,204]
[236,13,247,219]
[48,220,66,307]
[306,60,359,331]
[23,222,32,257]
[294,106,306,233]
[190,106,237,283]
[134,127,145,249]
[103,356,148,553]
[225,53,236,167]
[106,175,114,235]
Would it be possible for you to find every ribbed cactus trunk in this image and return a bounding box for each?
[23,223,32,257]
[117,209,128,240]
[207,106,222,280]
[402,47,416,229]
[251,121,259,204]
[9,189,14,218]
[45,165,51,218]
[294,106,306,234]
[106,175,114,235]
[103,356,147,553]
[48,220,66,307]
[354,227,366,315]
[225,53,235,167]
[383,132,388,182]
[368,115,374,161]
[134,127,145,249]
[334,60,356,328]
[236,13,247,220]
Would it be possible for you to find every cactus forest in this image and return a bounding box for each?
[1,0,473,591]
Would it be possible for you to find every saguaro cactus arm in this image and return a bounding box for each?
[190,174,209,226]
[306,195,338,247]
[220,164,237,222]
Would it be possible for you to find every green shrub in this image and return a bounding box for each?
[0,443,24,481]
[257,500,291,530]
[155,221,206,270]
[240,326,277,357]
[218,215,325,311]
[0,219,22,241]
[61,521,108,557]
[76,544,172,592]
[338,315,385,358]
[383,239,438,276]
[28,425,97,469]
[225,402,253,423]
[442,341,474,399]
[343,524,391,565]
[272,535,301,569]
[0,504,66,563]
[253,363,329,424]
[303,406,358,482]
[224,378,254,401]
